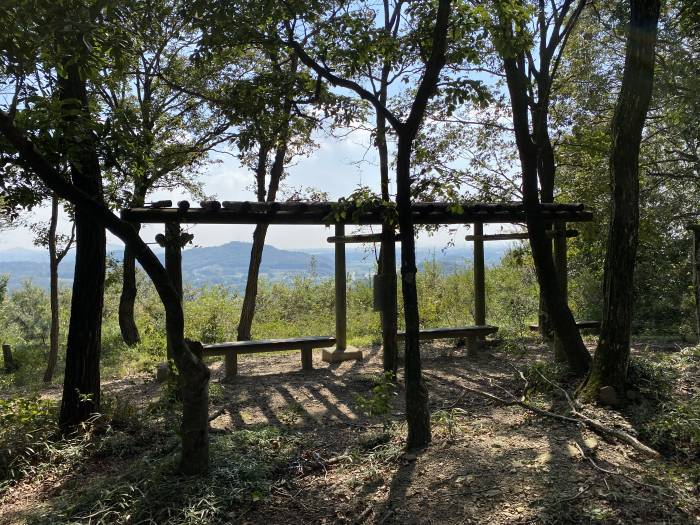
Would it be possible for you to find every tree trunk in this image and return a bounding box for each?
[582,0,660,401]
[119,190,146,346]
[237,223,269,341]
[44,195,60,383]
[58,64,106,430]
[0,102,210,475]
[396,135,431,449]
[502,54,591,375]
[376,96,398,376]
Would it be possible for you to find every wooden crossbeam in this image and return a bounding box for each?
[121,201,594,225]
[327,233,400,243]
[465,229,579,241]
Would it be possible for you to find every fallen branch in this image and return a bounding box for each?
[453,383,661,459]
[573,442,671,495]
[533,369,660,458]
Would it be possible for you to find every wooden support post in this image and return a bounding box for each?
[554,221,568,299]
[301,345,313,371]
[473,222,486,326]
[335,223,347,351]
[471,222,486,354]
[3,344,16,373]
[553,221,568,361]
[691,227,700,339]
[164,222,183,362]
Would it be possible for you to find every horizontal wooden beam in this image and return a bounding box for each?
[396,325,499,341]
[121,201,594,225]
[327,233,400,244]
[202,336,335,356]
[465,229,579,242]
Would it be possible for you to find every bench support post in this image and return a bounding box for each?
[466,336,479,357]
[301,345,313,371]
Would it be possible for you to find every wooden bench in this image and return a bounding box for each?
[202,336,336,377]
[397,325,499,356]
[528,320,601,332]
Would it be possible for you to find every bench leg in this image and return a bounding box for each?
[224,352,237,380]
[466,336,480,357]
[301,346,313,371]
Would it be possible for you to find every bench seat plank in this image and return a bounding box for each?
[203,336,336,356]
[528,320,601,332]
[396,325,498,341]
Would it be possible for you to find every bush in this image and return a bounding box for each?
[0,396,57,487]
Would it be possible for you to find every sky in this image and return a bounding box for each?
[0,126,514,254]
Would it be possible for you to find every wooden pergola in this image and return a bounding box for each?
[122,200,593,373]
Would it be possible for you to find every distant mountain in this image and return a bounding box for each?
[0,240,512,291]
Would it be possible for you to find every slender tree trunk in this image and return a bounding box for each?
[376,99,398,376]
[44,195,60,383]
[0,104,210,475]
[237,223,269,341]
[58,64,106,430]
[582,0,660,401]
[502,55,591,375]
[119,190,145,346]
[396,135,430,449]
[237,142,286,342]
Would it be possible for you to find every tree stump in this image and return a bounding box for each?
[3,344,17,373]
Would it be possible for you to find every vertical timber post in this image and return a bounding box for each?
[691,226,700,340]
[473,222,486,326]
[554,221,568,299]
[553,221,568,362]
[335,223,347,351]
[472,222,486,356]
[164,222,183,362]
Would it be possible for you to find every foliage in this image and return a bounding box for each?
[355,372,396,417]
[0,396,57,488]
[7,281,50,345]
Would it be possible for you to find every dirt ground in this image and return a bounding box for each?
[206,341,699,524]
[2,340,699,524]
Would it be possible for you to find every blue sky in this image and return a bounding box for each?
[0,125,514,253]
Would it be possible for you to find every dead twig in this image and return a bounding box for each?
[573,442,672,496]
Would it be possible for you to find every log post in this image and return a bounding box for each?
[3,344,16,373]
[335,223,347,351]
[471,222,486,355]
[552,221,569,361]
[164,222,183,362]
[554,221,568,299]
[473,222,486,326]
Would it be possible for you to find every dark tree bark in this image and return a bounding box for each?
[119,189,146,346]
[44,195,60,383]
[396,0,451,449]
[237,141,286,340]
[395,135,431,448]
[581,0,661,401]
[287,0,451,449]
[501,54,591,375]
[56,63,107,430]
[0,110,211,475]
[376,63,398,377]
[237,145,272,343]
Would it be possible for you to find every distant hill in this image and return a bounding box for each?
[0,240,512,291]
